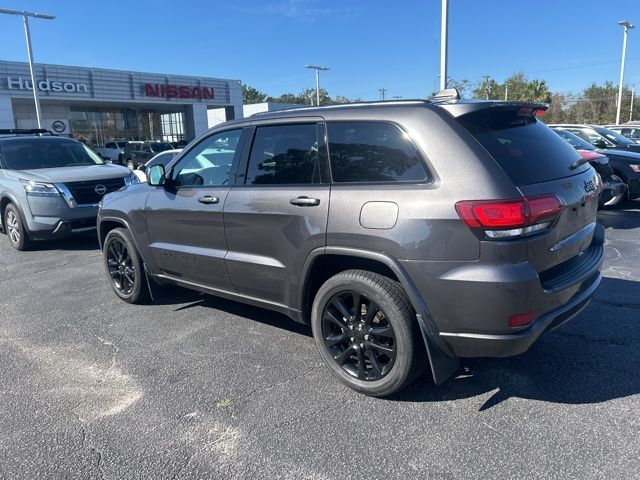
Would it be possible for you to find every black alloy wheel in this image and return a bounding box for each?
[321,291,397,381]
[106,237,135,295]
[311,270,425,397]
[103,227,149,304]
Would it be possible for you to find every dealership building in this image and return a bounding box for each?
[0,60,243,145]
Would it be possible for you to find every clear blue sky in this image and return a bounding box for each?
[1,0,638,100]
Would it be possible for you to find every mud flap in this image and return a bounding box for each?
[416,314,460,385]
[143,263,163,303]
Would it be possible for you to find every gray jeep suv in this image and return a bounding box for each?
[0,130,138,250]
[98,94,603,396]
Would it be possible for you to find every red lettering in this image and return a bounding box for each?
[203,87,214,99]
[191,87,201,98]
[167,85,177,98]
[179,86,190,98]
[144,84,159,96]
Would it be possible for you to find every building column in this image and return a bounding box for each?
[183,103,209,141]
[0,97,16,129]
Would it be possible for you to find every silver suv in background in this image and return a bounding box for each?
[0,129,138,250]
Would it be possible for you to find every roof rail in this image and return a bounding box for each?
[0,128,56,136]
[248,99,433,117]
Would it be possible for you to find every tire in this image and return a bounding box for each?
[103,227,149,304]
[3,203,30,251]
[311,269,425,397]
[602,175,627,208]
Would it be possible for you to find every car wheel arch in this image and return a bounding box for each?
[299,246,459,384]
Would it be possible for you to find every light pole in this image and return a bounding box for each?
[0,9,55,129]
[305,65,329,106]
[440,0,448,91]
[616,20,634,125]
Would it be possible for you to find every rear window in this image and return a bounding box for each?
[457,109,585,186]
[327,121,429,183]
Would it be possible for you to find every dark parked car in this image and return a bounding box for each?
[550,125,640,200]
[99,95,603,396]
[122,141,174,170]
[0,129,137,250]
[549,124,640,153]
[605,125,640,143]
[551,128,626,206]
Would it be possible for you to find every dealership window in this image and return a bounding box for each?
[68,107,185,146]
[245,124,322,185]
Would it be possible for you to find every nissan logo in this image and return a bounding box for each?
[94,184,107,195]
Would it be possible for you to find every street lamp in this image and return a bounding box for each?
[440,0,448,91]
[616,20,634,125]
[0,9,55,129]
[305,65,329,106]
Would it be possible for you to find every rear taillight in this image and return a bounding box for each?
[577,149,606,162]
[455,194,563,240]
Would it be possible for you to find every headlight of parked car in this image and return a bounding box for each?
[19,179,60,197]
[124,173,141,186]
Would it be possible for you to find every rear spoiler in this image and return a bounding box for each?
[438,100,549,118]
[0,128,56,136]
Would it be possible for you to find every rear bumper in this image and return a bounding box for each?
[439,272,601,357]
[400,224,605,359]
[627,177,640,198]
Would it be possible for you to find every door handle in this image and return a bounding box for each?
[198,195,219,205]
[290,196,320,207]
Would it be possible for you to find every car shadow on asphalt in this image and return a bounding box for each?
[598,207,640,230]
[152,286,313,337]
[392,276,640,410]
[28,233,100,251]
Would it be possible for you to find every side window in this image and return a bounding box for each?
[172,129,241,187]
[327,121,429,183]
[105,142,115,149]
[245,124,321,185]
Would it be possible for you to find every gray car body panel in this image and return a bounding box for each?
[99,101,603,376]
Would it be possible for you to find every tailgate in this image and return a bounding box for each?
[455,105,600,273]
[519,168,600,272]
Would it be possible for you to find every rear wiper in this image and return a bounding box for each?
[569,157,590,170]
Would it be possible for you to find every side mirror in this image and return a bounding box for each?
[147,164,166,186]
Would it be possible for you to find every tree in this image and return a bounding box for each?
[445,78,471,98]
[242,84,267,104]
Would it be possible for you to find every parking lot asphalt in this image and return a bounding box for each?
[1,202,639,480]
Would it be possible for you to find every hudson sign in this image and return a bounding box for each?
[6,76,89,93]
[144,83,214,99]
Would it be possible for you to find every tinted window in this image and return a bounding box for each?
[246,124,321,185]
[150,142,173,153]
[172,130,241,187]
[0,139,105,170]
[105,142,116,149]
[327,122,429,183]
[458,109,585,186]
[552,129,595,151]
[594,127,636,145]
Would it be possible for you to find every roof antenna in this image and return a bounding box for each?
[432,88,460,101]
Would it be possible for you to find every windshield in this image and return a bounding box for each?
[552,129,596,151]
[151,143,173,153]
[0,139,105,170]
[594,127,636,145]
